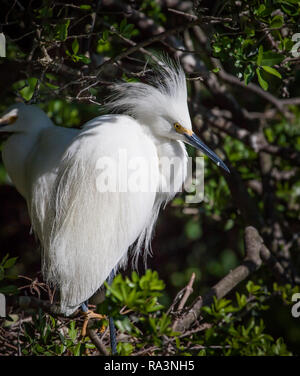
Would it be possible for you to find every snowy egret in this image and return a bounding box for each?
[0,60,229,349]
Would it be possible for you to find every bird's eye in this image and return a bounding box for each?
[174,122,182,131]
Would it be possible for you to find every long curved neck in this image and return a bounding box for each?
[2,130,43,199]
[155,138,188,200]
[138,119,188,199]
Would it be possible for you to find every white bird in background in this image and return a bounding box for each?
[0,60,229,351]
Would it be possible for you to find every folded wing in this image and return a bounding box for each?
[42,115,159,314]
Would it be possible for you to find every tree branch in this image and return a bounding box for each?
[173,226,288,332]
[87,327,109,356]
[7,295,63,316]
[195,107,300,166]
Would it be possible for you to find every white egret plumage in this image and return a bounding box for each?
[0,60,229,344]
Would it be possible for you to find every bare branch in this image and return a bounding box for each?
[87,327,109,356]
[172,273,196,330]
[174,226,287,332]
[7,295,63,316]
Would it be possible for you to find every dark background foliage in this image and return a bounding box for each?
[0,0,300,356]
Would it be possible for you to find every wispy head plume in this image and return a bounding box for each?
[104,56,188,123]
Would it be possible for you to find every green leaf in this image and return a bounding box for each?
[45,82,60,90]
[77,54,91,64]
[19,78,38,101]
[270,15,284,29]
[244,64,254,85]
[236,292,247,308]
[123,24,135,37]
[102,30,109,41]
[119,19,127,33]
[80,5,91,10]
[254,4,266,15]
[185,220,202,240]
[131,271,139,283]
[256,68,268,90]
[55,19,70,41]
[37,7,53,18]
[1,254,9,266]
[68,321,78,342]
[72,39,79,55]
[117,342,133,356]
[0,267,4,281]
[3,257,18,269]
[246,280,262,294]
[257,45,263,66]
[85,343,96,350]
[115,317,133,333]
[213,45,221,54]
[261,65,282,79]
[107,285,123,301]
[261,51,284,66]
[73,343,82,356]
[279,37,294,52]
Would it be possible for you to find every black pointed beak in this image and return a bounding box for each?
[185,133,230,174]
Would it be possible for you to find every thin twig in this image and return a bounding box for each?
[172,273,196,330]
[174,226,287,332]
[87,327,109,356]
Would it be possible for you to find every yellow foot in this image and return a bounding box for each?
[81,310,106,337]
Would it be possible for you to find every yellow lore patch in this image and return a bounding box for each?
[174,122,193,136]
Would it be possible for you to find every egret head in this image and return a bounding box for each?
[105,59,229,173]
[0,103,52,136]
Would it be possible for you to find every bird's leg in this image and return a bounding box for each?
[108,270,118,355]
[81,300,106,337]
